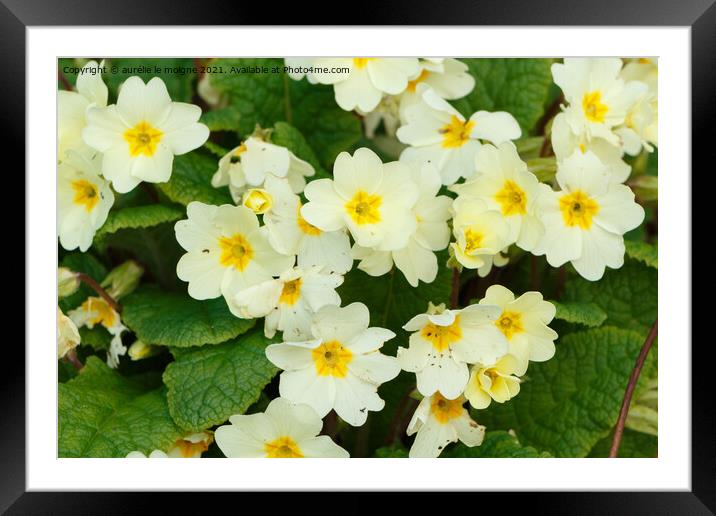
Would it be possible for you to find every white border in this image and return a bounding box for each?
[28,27,690,491]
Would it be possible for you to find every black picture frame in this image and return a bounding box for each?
[6,0,705,512]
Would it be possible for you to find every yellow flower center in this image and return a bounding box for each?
[464,228,484,254]
[297,203,322,236]
[430,393,464,424]
[71,179,100,212]
[495,310,524,340]
[279,278,302,306]
[264,436,304,458]
[80,297,117,328]
[218,233,254,270]
[123,121,163,157]
[353,58,373,69]
[440,115,475,148]
[407,69,431,92]
[582,91,609,123]
[312,340,353,378]
[345,190,382,225]
[494,179,527,216]
[242,189,273,214]
[420,315,462,352]
[559,190,600,229]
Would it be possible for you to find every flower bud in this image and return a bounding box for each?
[57,307,81,359]
[58,267,80,298]
[101,260,143,300]
[128,340,161,361]
[242,188,273,214]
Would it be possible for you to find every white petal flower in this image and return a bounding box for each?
[58,60,108,160]
[230,266,344,341]
[619,58,658,151]
[351,164,452,286]
[284,57,319,84]
[407,393,485,458]
[57,307,81,359]
[532,150,645,280]
[216,398,349,458]
[451,142,544,251]
[398,303,508,399]
[263,176,353,274]
[126,450,169,458]
[166,431,214,458]
[57,151,114,252]
[175,202,294,302]
[301,148,419,251]
[265,303,400,427]
[478,284,558,375]
[68,296,127,369]
[397,86,521,185]
[312,58,420,112]
[82,76,209,193]
[551,112,631,183]
[450,197,512,271]
[551,58,648,147]
[464,354,522,409]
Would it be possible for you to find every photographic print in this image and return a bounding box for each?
[56,56,658,460]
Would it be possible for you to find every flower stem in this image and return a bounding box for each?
[609,319,658,458]
[76,273,122,313]
[65,349,83,371]
[450,268,461,309]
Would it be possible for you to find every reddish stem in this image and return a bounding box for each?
[450,268,461,309]
[76,273,122,313]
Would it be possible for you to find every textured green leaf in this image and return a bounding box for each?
[453,58,555,134]
[625,240,658,268]
[270,121,327,177]
[588,428,658,458]
[208,58,361,169]
[105,58,196,103]
[79,326,111,351]
[96,204,185,239]
[553,301,607,328]
[59,357,182,457]
[58,253,108,312]
[445,431,551,458]
[200,105,242,132]
[477,327,645,457]
[564,259,657,332]
[163,331,278,431]
[122,286,255,348]
[374,445,409,458]
[156,152,231,206]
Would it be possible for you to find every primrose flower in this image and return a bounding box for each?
[58,307,81,359]
[265,303,400,427]
[398,303,508,399]
[450,197,511,274]
[126,450,169,458]
[464,355,522,409]
[58,60,108,160]
[215,398,349,458]
[617,58,658,155]
[166,431,214,458]
[478,284,558,375]
[57,152,114,252]
[230,266,344,341]
[83,76,209,193]
[301,147,419,251]
[397,85,521,185]
[351,163,452,287]
[532,150,645,281]
[263,176,352,274]
[68,296,127,369]
[451,142,544,251]
[407,393,485,458]
[311,57,420,112]
[174,202,294,302]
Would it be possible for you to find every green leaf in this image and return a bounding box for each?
[477,326,645,457]
[588,428,657,458]
[625,240,658,269]
[208,58,361,169]
[563,259,657,332]
[163,331,278,431]
[95,204,185,239]
[270,121,327,177]
[59,357,182,457]
[105,58,196,103]
[374,445,409,458]
[156,152,231,206]
[552,301,607,328]
[453,59,555,134]
[444,431,551,458]
[79,326,112,351]
[200,105,242,132]
[122,286,255,348]
[58,253,108,312]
